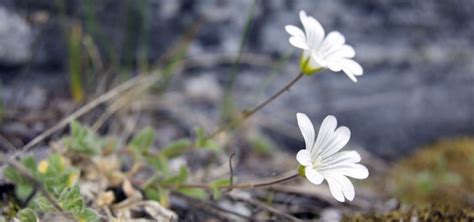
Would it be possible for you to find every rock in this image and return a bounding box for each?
[0,6,32,65]
[184,74,222,103]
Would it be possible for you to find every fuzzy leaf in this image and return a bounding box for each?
[77,208,99,222]
[161,139,191,159]
[130,127,155,154]
[209,178,230,199]
[31,196,54,212]
[177,188,207,200]
[65,121,101,155]
[46,154,64,176]
[161,166,188,185]
[17,208,38,222]
[146,154,169,174]
[59,186,84,215]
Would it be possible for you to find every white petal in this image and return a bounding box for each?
[309,52,327,68]
[285,25,306,40]
[319,31,346,56]
[325,176,345,202]
[322,151,362,166]
[345,72,358,82]
[296,149,312,166]
[340,59,363,75]
[313,116,350,159]
[327,45,356,59]
[313,115,338,157]
[296,113,315,152]
[326,58,363,82]
[305,166,324,185]
[318,126,351,159]
[326,174,355,201]
[299,11,325,49]
[320,163,369,179]
[289,37,310,50]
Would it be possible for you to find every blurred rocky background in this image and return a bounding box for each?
[0,0,473,159]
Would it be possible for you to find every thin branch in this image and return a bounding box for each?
[173,192,253,221]
[228,153,236,191]
[228,192,303,221]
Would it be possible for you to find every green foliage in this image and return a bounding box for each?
[161,139,192,159]
[195,127,220,151]
[160,166,189,186]
[129,127,155,156]
[64,120,102,155]
[146,154,169,175]
[16,208,38,222]
[59,186,84,215]
[144,187,170,208]
[4,157,37,201]
[177,188,207,200]
[209,178,231,199]
[78,208,100,222]
[3,155,97,222]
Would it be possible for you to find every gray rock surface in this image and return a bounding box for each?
[1,0,473,159]
[0,6,32,65]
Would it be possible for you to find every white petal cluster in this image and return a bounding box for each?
[295,113,369,202]
[286,11,363,82]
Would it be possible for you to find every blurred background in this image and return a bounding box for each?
[0,0,473,218]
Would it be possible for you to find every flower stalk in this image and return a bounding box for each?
[209,72,305,138]
[163,170,299,191]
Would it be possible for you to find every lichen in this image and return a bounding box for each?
[387,137,474,207]
[345,205,474,221]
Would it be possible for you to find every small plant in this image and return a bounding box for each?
[4,154,98,221]
[2,9,372,221]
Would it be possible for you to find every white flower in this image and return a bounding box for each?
[286,11,363,82]
[295,113,369,202]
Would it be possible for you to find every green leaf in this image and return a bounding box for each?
[46,154,65,176]
[21,156,38,175]
[161,166,188,185]
[129,127,155,155]
[144,187,160,202]
[201,140,220,151]
[4,167,34,201]
[65,121,101,155]
[77,208,99,222]
[31,196,55,211]
[160,139,191,159]
[17,208,38,222]
[209,178,230,199]
[16,184,34,201]
[194,127,220,151]
[59,186,84,215]
[146,187,170,207]
[3,156,40,201]
[146,154,168,174]
[177,188,207,200]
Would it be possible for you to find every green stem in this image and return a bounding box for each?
[209,72,304,138]
[167,170,299,190]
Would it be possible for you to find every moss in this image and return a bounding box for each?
[345,205,474,221]
[389,137,474,207]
